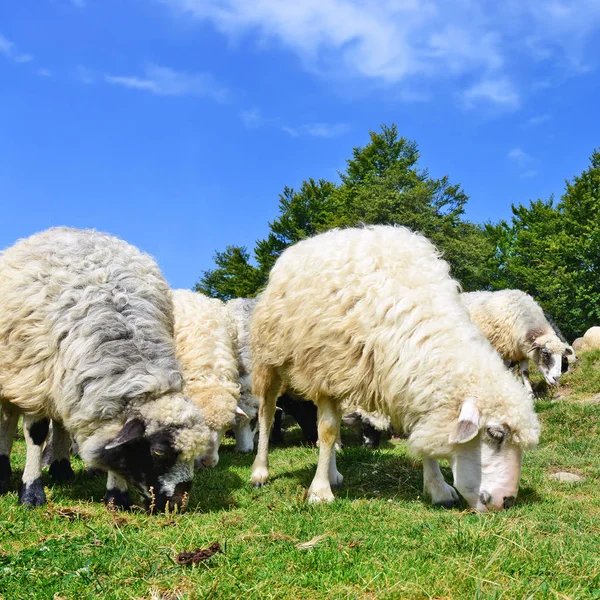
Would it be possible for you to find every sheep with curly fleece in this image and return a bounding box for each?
[461,290,573,395]
[172,290,245,467]
[0,227,209,510]
[225,298,260,453]
[250,225,540,511]
[582,326,600,351]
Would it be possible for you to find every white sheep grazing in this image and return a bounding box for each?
[249,225,540,511]
[461,290,573,395]
[0,227,209,510]
[583,326,600,351]
[172,290,246,467]
[225,298,260,452]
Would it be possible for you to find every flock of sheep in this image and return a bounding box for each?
[0,225,592,514]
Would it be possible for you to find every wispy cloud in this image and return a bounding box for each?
[463,78,520,110]
[70,0,86,7]
[508,147,538,177]
[239,108,264,129]
[525,114,551,127]
[159,0,600,109]
[282,123,350,139]
[37,68,52,77]
[104,64,230,102]
[0,33,33,64]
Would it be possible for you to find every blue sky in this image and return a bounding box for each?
[1,0,599,289]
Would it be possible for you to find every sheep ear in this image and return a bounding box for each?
[565,346,574,356]
[105,418,145,450]
[449,398,480,444]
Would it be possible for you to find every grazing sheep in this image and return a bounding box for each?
[250,225,539,511]
[462,290,573,395]
[543,312,576,373]
[583,326,600,351]
[172,290,245,467]
[572,337,585,352]
[0,227,209,510]
[225,298,260,453]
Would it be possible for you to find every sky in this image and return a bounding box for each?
[1,0,599,289]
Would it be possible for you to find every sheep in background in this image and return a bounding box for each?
[582,326,600,351]
[172,290,246,467]
[572,337,586,353]
[0,227,209,510]
[462,290,573,395]
[543,312,576,373]
[225,298,260,453]
[250,226,539,510]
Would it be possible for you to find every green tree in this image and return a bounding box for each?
[196,124,496,298]
[487,150,600,339]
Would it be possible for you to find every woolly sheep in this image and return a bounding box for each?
[572,337,586,352]
[583,326,600,351]
[461,290,573,395]
[225,298,260,452]
[0,227,209,510]
[172,290,246,467]
[249,225,540,511]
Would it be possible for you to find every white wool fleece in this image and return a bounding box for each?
[461,289,569,361]
[0,227,209,461]
[172,290,241,433]
[250,225,540,459]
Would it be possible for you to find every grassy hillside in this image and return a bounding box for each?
[2,352,600,599]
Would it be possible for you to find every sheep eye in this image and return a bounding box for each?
[486,426,506,442]
[152,448,165,457]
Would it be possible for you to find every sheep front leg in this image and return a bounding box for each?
[307,397,341,503]
[250,367,282,487]
[423,457,459,508]
[0,403,19,494]
[105,471,132,510]
[520,359,534,397]
[48,420,75,482]
[19,414,49,506]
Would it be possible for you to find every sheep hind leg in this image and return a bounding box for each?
[0,403,19,494]
[19,414,50,506]
[250,366,282,487]
[308,397,341,503]
[48,420,75,482]
[423,457,459,508]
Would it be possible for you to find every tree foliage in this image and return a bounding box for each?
[197,124,494,299]
[488,150,600,339]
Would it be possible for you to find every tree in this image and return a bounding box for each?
[487,150,600,339]
[196,124,496,298]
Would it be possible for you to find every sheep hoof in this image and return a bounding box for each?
[49,459,75,482]
[104,488,132,511]
[0,456,11,494]
[250,466,269,487]
[307,488,335,503]
[18,478,46,507]
[330,471,344,488]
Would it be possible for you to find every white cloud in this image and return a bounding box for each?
[159,0,600,109]
[521,169,538,178]
[508,148,531,166]
[463,78,520,110]
[239,108,263,129]
[282,122,350,138]
[0,34,33,64]
[70,0,86,7]
[525,114,551,127]
[37,68,52,77]
[104,64,229,102]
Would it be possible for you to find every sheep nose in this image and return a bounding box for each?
[503,495,516,509]
[479,491,492,506]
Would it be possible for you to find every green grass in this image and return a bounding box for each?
[2,355,600,600]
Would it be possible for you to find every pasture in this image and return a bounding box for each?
[1,351,600,600]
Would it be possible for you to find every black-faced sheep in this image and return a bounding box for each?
[249,225,540,511]
[461,290,573,395]
[172,290,246,467]
[0,227,209,510]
